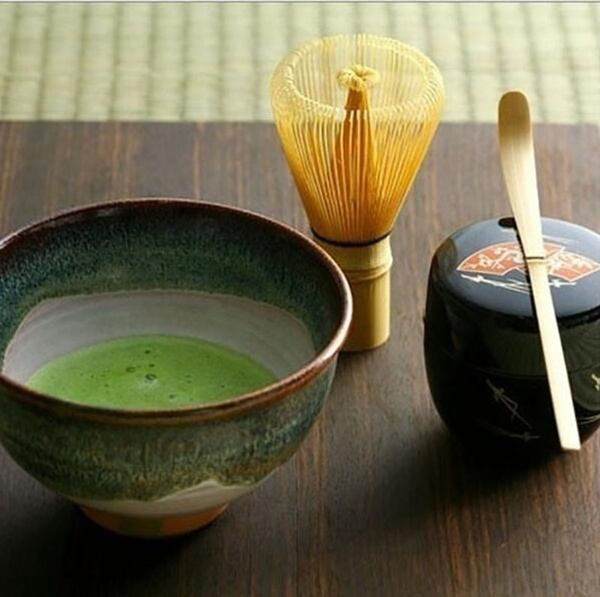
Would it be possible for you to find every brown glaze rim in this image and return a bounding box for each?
[0,198,352,425]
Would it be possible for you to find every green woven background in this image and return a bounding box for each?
[0,2,598,123]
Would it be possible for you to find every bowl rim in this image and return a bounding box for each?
[0,197,353,425]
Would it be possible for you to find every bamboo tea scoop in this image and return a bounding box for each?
[498,90,581,451]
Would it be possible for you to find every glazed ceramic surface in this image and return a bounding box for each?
[0,199,352,537]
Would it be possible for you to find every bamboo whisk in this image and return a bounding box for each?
[271,34,445,351]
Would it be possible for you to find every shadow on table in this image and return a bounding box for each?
[318,351,558,553]
[0,491,193,597]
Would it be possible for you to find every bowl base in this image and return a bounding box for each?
[81,504,228,538]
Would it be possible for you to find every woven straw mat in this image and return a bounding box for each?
[0,2,598,124]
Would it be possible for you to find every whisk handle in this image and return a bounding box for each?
[315,236,392,351]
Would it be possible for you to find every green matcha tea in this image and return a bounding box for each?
[26,334,277,409]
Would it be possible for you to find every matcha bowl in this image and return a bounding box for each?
[0,199,352,538]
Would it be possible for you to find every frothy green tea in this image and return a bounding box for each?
[26,334,277,409]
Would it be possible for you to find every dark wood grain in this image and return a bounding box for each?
[0,122,599,597]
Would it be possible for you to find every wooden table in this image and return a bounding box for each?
[1,122,599,597]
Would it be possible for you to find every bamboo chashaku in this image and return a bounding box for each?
[271,34,445,350]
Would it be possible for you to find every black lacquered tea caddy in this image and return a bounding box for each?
[424,217,600,459]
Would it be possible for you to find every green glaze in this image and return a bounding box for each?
[0,363,335,500]
[0,203,342,353]
[26,335,277,409]
[0,200,349,506]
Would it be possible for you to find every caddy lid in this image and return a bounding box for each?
[426,217,600,375]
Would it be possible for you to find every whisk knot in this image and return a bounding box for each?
[336,65,380,92]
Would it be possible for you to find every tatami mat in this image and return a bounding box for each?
[0,2,598,123]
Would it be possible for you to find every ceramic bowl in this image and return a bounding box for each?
[0,198,352,537]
